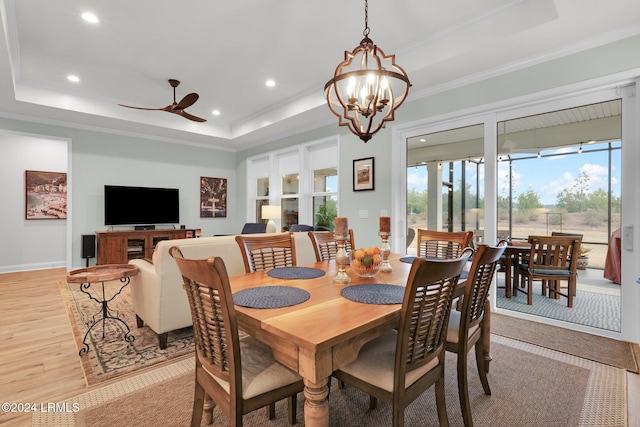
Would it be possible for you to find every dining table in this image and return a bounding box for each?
[228,253,491,427]
[502,241,531,298]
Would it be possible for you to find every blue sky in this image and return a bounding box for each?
[407,142,621,206]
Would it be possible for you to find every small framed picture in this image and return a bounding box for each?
[353,157,374,191]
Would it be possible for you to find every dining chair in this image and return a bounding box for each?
[333,252,472,427]
[307,229,355,262]
[416,229,473,259]
[551,231,583,297]
[169,247,304,426]
[445,241,507,427]
[513,235,581,307]
[235,233,297,273]
[289,224,314,232]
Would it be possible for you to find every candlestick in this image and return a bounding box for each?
[334,217,348,238]
[379,216,390,233]
[379,231,392,272]
[333,234,351,285]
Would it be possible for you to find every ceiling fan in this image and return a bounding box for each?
[118,79,207,122]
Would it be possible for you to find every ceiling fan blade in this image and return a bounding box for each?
[118,103,173,112]
[174,93,199,110]
[172,110,207,122]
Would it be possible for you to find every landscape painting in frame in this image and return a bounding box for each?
[353,157,375,191]
[200,177,227,218]
[25,170,67,219]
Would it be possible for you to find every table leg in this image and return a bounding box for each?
[505,254,512,298]
[303,378,330,427]
[483,298,492,373]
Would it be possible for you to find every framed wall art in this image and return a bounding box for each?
[200,176,227,217]
[353,157,374,191]
[25,170,67,220]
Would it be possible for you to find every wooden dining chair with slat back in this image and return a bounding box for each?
[235,233,297,273]
[169,247,304,426]
[416,229,473,259]
[333,252,472,427]
[551,231,583,298]
[307,229,355,262]
[513,235,581,307]
[445,241,507,427]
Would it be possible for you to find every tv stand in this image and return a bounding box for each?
[96,229,187,264]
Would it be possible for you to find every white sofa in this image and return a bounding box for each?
[128,232,317,348]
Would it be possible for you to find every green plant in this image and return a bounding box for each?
[315,200,337,230]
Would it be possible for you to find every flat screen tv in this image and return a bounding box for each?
[104,185,179,226]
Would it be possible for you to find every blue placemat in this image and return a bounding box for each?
[233,286,310,309]
[340,284,404,305]
[267,266,325,279]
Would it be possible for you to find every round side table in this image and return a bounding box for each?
[66,264,138,356]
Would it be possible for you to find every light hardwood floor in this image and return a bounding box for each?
[1,268,638,426]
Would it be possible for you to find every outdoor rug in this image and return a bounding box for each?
[496,279,621,331]
[492,312,639,373]
[58,280,194,385]
[33,334,627,426]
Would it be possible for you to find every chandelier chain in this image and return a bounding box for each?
[363,0,370,37]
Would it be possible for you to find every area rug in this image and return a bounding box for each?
[496,279,620,331]
[33,335,627,426]
[58,280,194,385]
[491,312,639,374]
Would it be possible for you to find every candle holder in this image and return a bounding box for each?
[378,231,392,272]
[333,234,351,285]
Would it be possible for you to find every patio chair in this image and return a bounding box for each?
[513,235,581,307]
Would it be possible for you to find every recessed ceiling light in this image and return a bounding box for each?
[67,75,80,83]
[265,79,275,87]
[81,12,99,24]
[212,110,221,116]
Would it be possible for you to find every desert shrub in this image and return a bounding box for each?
[583,209,608,226]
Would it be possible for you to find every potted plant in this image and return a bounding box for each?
[576,245,591,270]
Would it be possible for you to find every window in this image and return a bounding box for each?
[246,137,339,230]
[313,168,338,230]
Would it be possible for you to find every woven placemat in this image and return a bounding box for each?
[233,286,310,309]
[340,284,404,305]
[267,266,325,279]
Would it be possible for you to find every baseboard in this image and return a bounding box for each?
[0,261,66,274]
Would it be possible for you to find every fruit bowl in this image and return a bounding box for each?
[350,247,382,277]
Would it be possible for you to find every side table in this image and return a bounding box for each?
[66,264,138,356]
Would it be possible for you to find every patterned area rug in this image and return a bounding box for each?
[58,280,194,385]
[33,335,628,426]
[496,279,620,331]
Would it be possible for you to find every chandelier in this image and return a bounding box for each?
[324,0,411,143]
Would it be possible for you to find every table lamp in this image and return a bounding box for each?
[261,205,281,233]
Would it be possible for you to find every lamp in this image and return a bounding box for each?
[261,205,281,233]
[324,0,411,143]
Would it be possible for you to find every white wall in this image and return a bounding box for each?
[0,121,240,271]
[0,131,67,272]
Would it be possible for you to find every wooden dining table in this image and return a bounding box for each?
[228,254,491,427]
[502,242,531,298]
